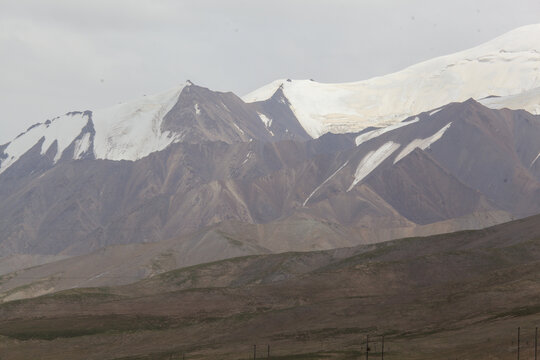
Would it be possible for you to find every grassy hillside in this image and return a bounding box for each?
[0,215,539,359]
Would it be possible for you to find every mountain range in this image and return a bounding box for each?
[1,24,540,285]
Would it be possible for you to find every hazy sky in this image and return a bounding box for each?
[1,0,539,144]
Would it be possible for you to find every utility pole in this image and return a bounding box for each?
[517,327,520,360]
[267,344,270,358]
[535,327,538,360]
[254,344,256,360]
[381,335,384,360]
[366,335,369,360]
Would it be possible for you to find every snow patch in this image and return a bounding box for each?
[303,161,349,207]
[258,112,273,128]
[73,132,92,159]
[355,117,419,146]
[233,123,245,136]
[241,151,254,166]
[347,141,400,191]
[194,103,201,115]
[394,123,452,164]
[530,152,540,167]
[258,113,275,136]
[429,108,443,116]
[221,102,231,113]
[86,271,109,282]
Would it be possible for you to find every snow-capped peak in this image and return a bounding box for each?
[243,79,287,103]
[0,85,185,174]
[0,112,92,173]
[243,24,540,138]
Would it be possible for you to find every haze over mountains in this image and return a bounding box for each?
[0,24,540,290]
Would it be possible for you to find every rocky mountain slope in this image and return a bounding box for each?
[0,99,539,262]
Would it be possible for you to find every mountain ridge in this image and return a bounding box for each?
[244,24,540,137]
[0,82,309,175]
[3,25,540,175]
[0,99,538,263]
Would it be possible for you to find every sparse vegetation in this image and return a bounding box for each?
[0,215,539,359]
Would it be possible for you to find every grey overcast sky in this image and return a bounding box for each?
[1,0,539,144]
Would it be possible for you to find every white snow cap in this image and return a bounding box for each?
[0,85,185,173]
[0,112,90,174]
[243,24,540,138]
[92,86,184,161]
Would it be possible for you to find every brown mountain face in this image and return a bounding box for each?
[1,214,539,359]
[366,148,494,224]
[0,92,539,268]
[427,101,540,216]
[0,136,360,256]
[248,85,312,141]
[159,83,311,144]
[162,83,271,143]
[339,99,540,222]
